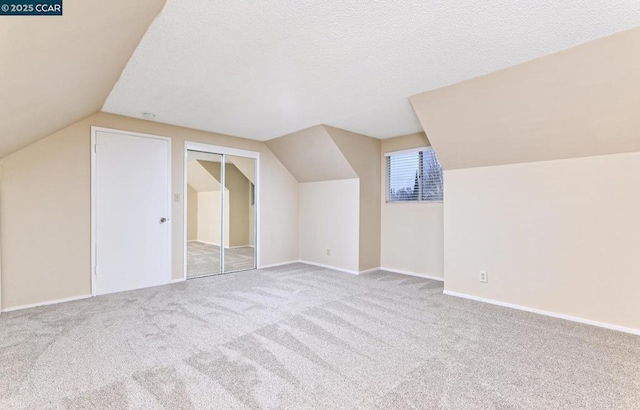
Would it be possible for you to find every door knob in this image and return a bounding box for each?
[160,217,168,224]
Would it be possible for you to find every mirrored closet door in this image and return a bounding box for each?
[186,149,256,279]
[221,155,256,273]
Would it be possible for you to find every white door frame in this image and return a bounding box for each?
[183,141,260,280]
[91,126,173,296]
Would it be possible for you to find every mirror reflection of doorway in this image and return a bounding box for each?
[186,149,257,279]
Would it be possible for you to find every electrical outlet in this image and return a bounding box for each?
[479,270,488,283]
[326,249,331,256]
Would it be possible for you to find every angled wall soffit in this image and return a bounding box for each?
[323,125,381,180]
[0,0,166,159]
[265,125,358,183]
[195,160,248,191]
[410,27,640,170]
[187,160,221,192]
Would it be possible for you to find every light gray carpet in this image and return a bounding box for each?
[1,263,639,409]
[187,241,255,278]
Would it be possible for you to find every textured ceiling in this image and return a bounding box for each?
[103,0,640,141]
[0,0,165,158]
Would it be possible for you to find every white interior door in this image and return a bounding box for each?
[94,130,171,295]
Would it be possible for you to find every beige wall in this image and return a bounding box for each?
[445,152,640,331]
[187,185,198,241]
[236,157,257,247]
[249,202,255,246]
[299,179,360,273]
[382,132,430,154]
[226,163,252,247]
[197,161,253,247]
[0,124,91,307]
[380,133,444,278]
[0,165,3,308]
[0,112,298,309]
[197,191,229,247]
[325,126,381,271]
[267,125,382,271]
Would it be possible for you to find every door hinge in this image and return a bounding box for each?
[94,144,97,153]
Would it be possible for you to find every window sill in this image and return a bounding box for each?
[384,200,443,204]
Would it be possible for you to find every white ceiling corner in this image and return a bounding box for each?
[103,0,640,141]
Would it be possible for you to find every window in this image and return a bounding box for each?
[385,148,443,202]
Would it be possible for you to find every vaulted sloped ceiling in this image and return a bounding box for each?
[4,1,640,161]
[0,0,165,158]
[102,0,640,142]
[410,28,640,170]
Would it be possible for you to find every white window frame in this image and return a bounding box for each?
[384,146,443,203]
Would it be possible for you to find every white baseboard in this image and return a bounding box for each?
[193,240,252,250]
[380,267,444,282]
[194,240,222,247]
[170,278,186,283]
[443,290,640,336]
[258,260,300,269]
[2,294,92,313]
[298,260,360,275]
[258,261,382,276]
